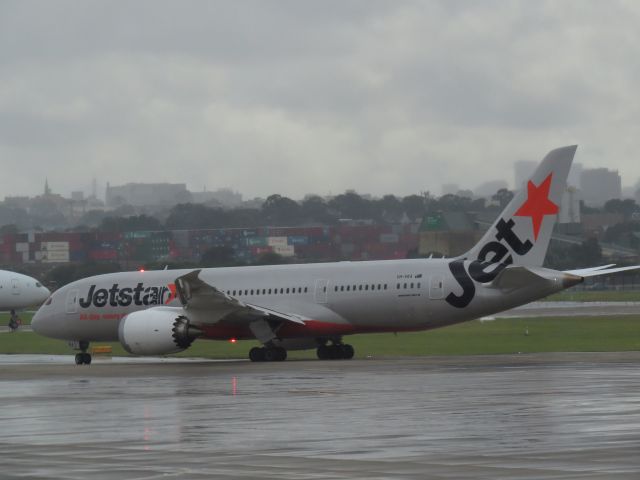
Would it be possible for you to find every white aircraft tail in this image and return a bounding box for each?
[463,145,577,267]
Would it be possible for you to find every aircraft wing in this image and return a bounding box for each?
[174,269,306,325]
[563,264,615,276]
[563,264,640,277]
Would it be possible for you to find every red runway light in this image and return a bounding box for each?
[229,338,237,344]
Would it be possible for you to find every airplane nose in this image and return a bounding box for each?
[31,295,52,336]
[39,286,51,303]
[31,307,43,334]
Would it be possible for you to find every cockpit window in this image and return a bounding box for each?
[36,282,42,288]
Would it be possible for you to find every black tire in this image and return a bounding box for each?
[341,344,355,359]
[82,353,92,365]
[333,346,344,359]
[274,347,287,361]
[264,348,278,362]
[249,347,264,362]
[317,345,329,360]
[75,353,84,365]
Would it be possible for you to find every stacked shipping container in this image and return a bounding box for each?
[0,224,419,266]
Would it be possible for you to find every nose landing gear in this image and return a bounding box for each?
[73,341,92,365]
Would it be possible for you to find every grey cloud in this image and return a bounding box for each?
[1,0,640,200]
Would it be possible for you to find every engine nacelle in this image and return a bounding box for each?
[118,307,200,356]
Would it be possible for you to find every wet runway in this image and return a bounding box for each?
[1,353,640,479]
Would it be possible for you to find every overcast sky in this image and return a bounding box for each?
[1,0,639,200]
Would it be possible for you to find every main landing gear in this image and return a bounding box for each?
[317,343,354,360]
[74,341,92,365]
[249,346,287,362]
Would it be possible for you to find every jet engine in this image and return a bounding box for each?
[118,307,201,356]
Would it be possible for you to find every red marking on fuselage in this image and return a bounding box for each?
[198,320,426,341]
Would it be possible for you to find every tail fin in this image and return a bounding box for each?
[464,145,577,267]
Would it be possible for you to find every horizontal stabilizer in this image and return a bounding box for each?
[491,265,583,292]
[491,266,550,292]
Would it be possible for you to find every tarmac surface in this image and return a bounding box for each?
[1,353,640,479]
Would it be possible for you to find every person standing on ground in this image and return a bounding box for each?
[8,309,21,332]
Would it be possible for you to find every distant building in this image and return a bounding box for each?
[474,180,508,199]
[568,162,583,188]
[190,187,243,207]
[106,183,191,207]
[580,168,622,206]
[559,187,581,224]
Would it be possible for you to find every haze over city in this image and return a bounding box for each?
[2,0,640,199]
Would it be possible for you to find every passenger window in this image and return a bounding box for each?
[384,284,387,290]
[304,287,308,293]
[286,288,290,294]
[335,286,338,292]
[268,289,272,294]
[403,283,407,289]
[397,283,400,289]
[263,289,266,294]
[341,286,344,291]
[347,286,350,291]
[418,283,421,289]
[358,285,362,291]
[280,288,284,294]
[365,285,369,290]
[250,289,254,295]
[233,290,236,296]
[410,283,414,288]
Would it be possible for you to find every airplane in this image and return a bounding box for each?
[31,145,640,365]
[0,269,50,311]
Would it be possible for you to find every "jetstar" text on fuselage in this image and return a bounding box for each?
[79,283,176,308]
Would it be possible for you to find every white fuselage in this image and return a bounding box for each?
[31,258,573,343]
[0,270,50,311]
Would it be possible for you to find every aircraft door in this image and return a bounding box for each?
[429,277,445,300]
[66,290,79,314]
[314,279,329,303]
[11,278,20,295]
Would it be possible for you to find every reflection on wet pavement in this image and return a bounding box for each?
[1,353,640,479]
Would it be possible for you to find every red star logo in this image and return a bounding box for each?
[514,173,559,241]
[165,283,177,304]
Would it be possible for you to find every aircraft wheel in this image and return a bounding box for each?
[264,348,281,362]
[74,353,92,365]
[317,345,330,360]
[340,344,355,359]
[274,347,287,361]
[249,347,264,362]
